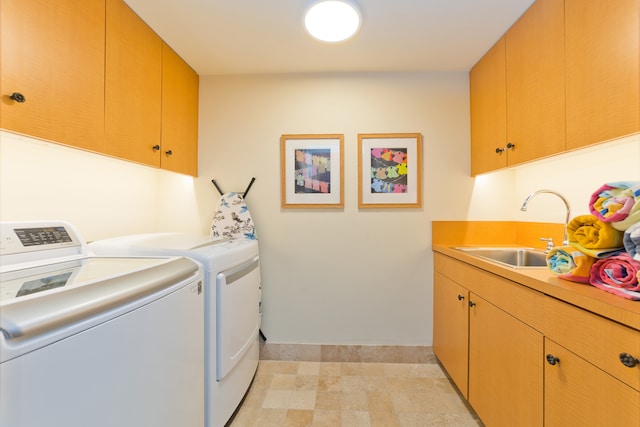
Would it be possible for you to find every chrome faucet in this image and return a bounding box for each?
[520,190,571,246]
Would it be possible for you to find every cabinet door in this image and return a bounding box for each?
[433,272,469,397]
[505,0,565,166]
[543,293,640,392]
[468,293,543,427]
[469,37,507,176]
[545,339,640,426]
[0,0,105,150]
[565,0,640,149]
[104,0,162,167]
[161,43,199,176]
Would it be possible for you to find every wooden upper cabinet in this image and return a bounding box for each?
[470,37,508,175]
[105,0,162,167]
[105,1,198,175]
[161,43,199,176]
[505,0,566,166]
[0,0,105,151]
[470,0,637,176]
[1,0,198,176]
[565,0,640,149]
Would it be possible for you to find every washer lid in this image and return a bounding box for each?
[90,232,229,252]
[89,233,259,269]
[0,256,199,340]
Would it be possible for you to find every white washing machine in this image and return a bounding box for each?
[0,221,205,427]
[89,233,261,427]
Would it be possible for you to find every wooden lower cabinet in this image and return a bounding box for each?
[468,294,543,426]
[433,252,640,426]
[544,339,640,426]
[433,272,469,397]
[433,257,543,426]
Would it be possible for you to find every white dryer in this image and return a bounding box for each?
[0,221,205,427]
[89,233,261,427]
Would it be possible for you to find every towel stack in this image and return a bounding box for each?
[546,181,640,300]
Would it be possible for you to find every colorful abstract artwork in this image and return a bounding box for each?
[294,149,332,194]
[358,133,422,208]
[281,134,344,208]
[369,148,408,194]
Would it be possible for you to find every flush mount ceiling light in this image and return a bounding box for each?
[304,0,361,43]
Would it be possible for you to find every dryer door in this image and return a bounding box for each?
[215,256,260,381]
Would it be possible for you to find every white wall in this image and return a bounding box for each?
[0,130,201,241]
[1,72,638,346]
[197,73,473,345]
[513,135,640,222]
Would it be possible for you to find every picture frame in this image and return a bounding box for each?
[358,133,422,208]
[280,134,344,208]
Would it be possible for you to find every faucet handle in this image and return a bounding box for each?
[539,237,554,252]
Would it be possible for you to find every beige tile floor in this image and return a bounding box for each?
[228,360,483,427]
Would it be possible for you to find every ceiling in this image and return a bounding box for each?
[123,0,535,76]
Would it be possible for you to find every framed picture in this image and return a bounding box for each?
[358,133,422,208]
[280,134,344,208]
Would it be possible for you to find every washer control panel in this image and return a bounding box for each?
[13,226,73,247]
[0,221,85,265]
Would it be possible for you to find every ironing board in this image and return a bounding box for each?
[210,192,256,240]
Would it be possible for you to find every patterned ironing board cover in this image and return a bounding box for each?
[211,192,257,240]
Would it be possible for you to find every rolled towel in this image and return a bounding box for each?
[623,222,640,261]
[567,214,624,258]
[614,201,640,231]
[546,246,596,283]
[589,253,640,300]
[589,181,640,231]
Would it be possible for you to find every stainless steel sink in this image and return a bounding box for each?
[452,247,548,269]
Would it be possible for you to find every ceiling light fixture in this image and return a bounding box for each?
[304,0,361,43]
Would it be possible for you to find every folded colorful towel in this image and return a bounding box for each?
[624,222,640,261]
[614,202,640,231]
[589,253,640,300]
[589,181,640,231]
[568,214,624,247]
[546,246,596,283]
